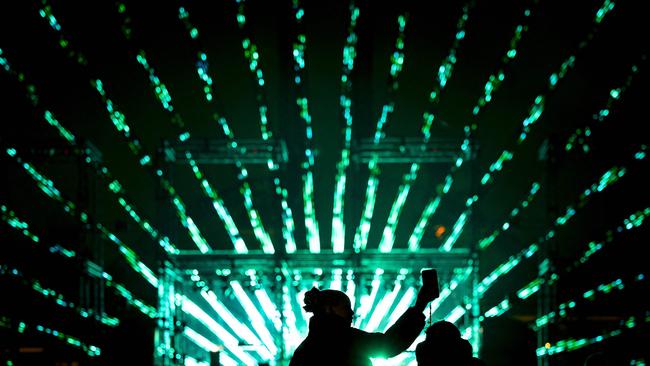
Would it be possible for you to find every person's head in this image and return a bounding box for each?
[303,287,354,325]
[425,320,462,340]
[416,321,473,365]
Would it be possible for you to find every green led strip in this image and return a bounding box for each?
[477,150,647,296]
[331,1,360,253]
[534,273,646,330]
[185,271,275,359]
[36,2,211,253]
[478,182,541,250]
[1,204,157,318]
[290,0,321,253]
[407,3,529,251]
[536,313,648,357]
[482,0,619,186]
[0,52,178,255]
[565,60,643,153]
[175,6,276,254]
[439,0,624,252]
[380,3,476,253]
[0,264,120,327]
[2,316,102,357]
[234,0,299,253]
[5,148,159,288]
[353,12,409,252]
[483,206,649,320]
[115,3,264,254]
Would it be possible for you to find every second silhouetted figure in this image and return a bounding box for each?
[289,286,436,366]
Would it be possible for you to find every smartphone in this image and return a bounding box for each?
[421,268,440,299]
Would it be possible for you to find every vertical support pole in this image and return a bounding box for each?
[77,142,105,329]
[468,134,481,356]
[470,256,481,356]
[154,261,176,366]
[537,138,558,366]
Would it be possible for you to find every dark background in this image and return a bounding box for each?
[1,0,648,365]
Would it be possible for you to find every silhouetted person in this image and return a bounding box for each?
[289,286,435,366]
[416,320,485,366]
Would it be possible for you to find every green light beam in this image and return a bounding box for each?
[5,148,160,288]
[406,3,530,251]
[115,3,261,253]
[234,0,299,252]
[536,315,648,357]
[331,2,360,253]
[436,0,627,251]
[364,282,401,332]
[5,317,101,357]
[534,274,645,330]
[230,281,277,358]
[354,270,382,328]
[482,207,649,321]
[379,3,474,252]
[382,286,416,331]
[478,182,540,250]
[565,61,643,153]
[177,10,280,254]
[181,296,258,365]
[353,13,409,252]
[35,3,212,253]
[201,290,274,359]
[477,165,647,297]
[0,205,157,319]
[0,264,120,327]
[290,0,321,252]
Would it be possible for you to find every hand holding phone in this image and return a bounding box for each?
[421,268,440,300]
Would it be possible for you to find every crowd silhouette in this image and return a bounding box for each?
[289,271,485,366]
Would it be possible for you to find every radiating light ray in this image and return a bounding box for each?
[181,296,258,365]
[200,290,273,359]
[565,60,643,153]
[364,282,401,332]
[233,0,298,252]
[440,209,470,251]
[184,356,210,366]
[183,327,222,353]
[537,315,648,357]
[1,204,156,318]
[290,0,321,253]
[35,3,212,253]
[476,161,645,297]
[255,289,283,332]
[353,13,408,252]
[0,264,120,327]
[332,2,360,253]
[282,284,303,355]
[346,271,357,310]
[115,3,265,254]
[478,182,541,250]
[427,1,629,254]
[5,148,159,288]
[329,269,343,291]
[7,318,101,357]
[483,207,649,320]
[355,270,382,328]
[444,305,466,324]
[380,2,474,252]
[534,273,645,330]
[382,287,416,331]
[177,5,286,253]
[230,281,277,357]
[404,3,537,251]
